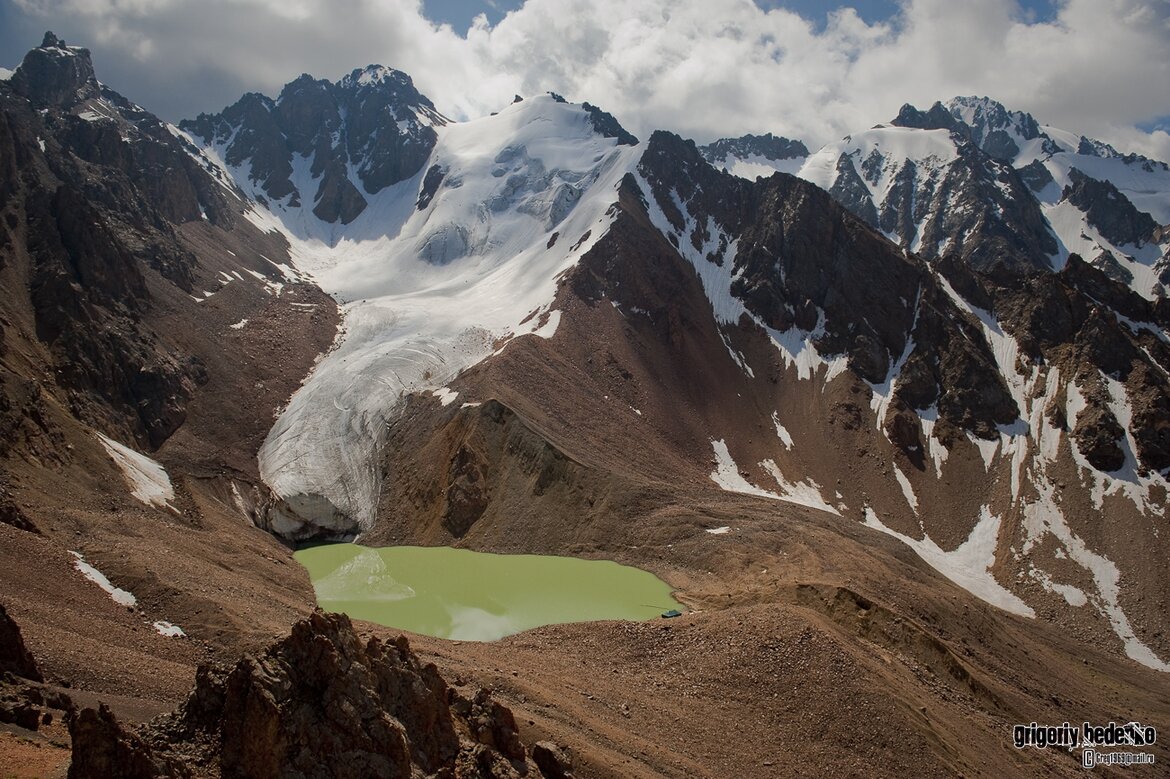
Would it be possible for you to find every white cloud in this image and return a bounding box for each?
[8,0,1170,159]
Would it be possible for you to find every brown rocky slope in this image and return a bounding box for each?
[68,611,563,779]
[2,32,1169,779]
[1,31,337,717]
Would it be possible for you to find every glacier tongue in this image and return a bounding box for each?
[251,96,641,537]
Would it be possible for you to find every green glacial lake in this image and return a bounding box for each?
[295,544,683,642]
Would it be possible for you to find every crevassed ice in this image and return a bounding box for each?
[201,97,643,535]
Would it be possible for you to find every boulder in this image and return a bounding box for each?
[0,604,41,681]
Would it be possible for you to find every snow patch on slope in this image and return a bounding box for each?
[1021,479,1169,671]
[153,621,186,638]
[634,173,848,385]
[761,460,841,515]
[709,440,778,499]
[70,551,137,608]
[893,464,919,514]
[917,406,949,477]
[432,387,459,406]
[708,441,839,515]
[96,434,175,509]
[249,97,641,534]
[531,309,562,339]
[1029,566,1088,608]
[864,506,1034,617]
[771,411,794,450]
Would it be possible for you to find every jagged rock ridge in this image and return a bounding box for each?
[2,33,1170,779]
[700,132,809,166]
[637,109,1170,670]
[698,132,810,179]
[180,66,449,225]
[68,611,558,778]
[0,31,234,448]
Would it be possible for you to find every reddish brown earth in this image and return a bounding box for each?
[356,184,1170,777]
[1,54,1167,775]
[4,209,1169,776]
[0,729,71,779]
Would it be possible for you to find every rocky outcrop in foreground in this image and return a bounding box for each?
[1,603,74,734]
[69,611,566,778]
[0,604,40,681]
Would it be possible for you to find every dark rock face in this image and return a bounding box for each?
[0,33,243,450]
[1018,159,1054,193]
[1061,168,1157,248]
[863,139,1057,273]
[416,164,446,211]
[310,156,368,224]
[1073,400,1126,472]
[197,91,296,201]
[885,409,924,456]
[1075,308,1140,378]
[337,68,447,193]
[444,443,491,537]
[1089,250,1135,285]
[877,159,920,240]
[1078,135,1118,158]
[452,687,526,764]
[29,183,149,324]
[0,604,41,681]
[531,741,573,778]
[699,133,809,167]
[10,32,100,108]
[21,177,198,446]
[829,153,879,228]
[69,612,537,778]
[894,96,1046,162]
[967,251,1170,475]
[180,66,449,224]
[1059,254,1157,328]
[1128,364,1170,472]
[2,682,74,735]
[0,493,39,535]
[432,400,584,537]
[892,101,964,135]
[880,96,1170,287]
[900,273,1020,437]
[637,131,1018,435]
[0,606,77,739]
[801,98,1170,470]
[872,98,1068,272]
[0,688,49,731]
[68,705,173,779]
[214,617,451,778]
[581,102,638,147]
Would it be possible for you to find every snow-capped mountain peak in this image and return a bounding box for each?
[180,64,450,227]
[796,96,1170,296]
[248,93,643,536]
[342,64,410,89]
